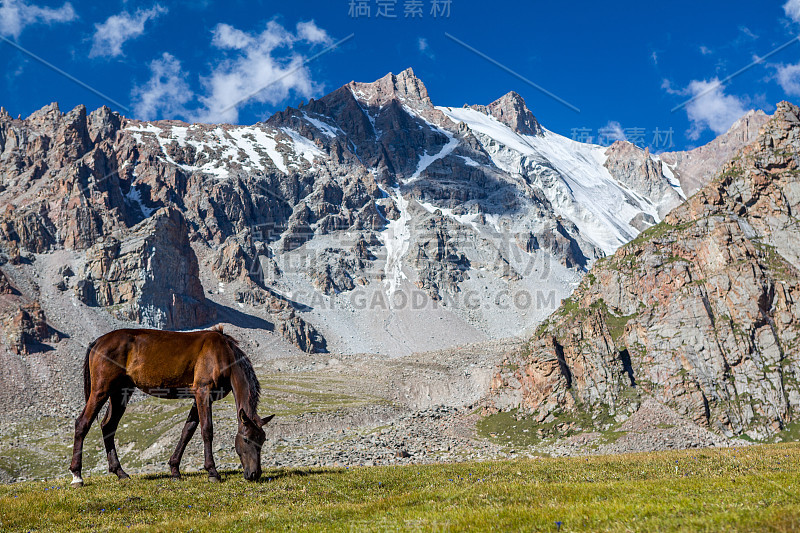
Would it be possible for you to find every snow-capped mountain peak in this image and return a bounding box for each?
[0,69,766,357]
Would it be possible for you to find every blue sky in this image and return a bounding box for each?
[2,0,800,151]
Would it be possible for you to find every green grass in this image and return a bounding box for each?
[557,297,580,317]
[751,240,797,281]
[477,407,622,448]
[778,422,800,443]
[1,444,799,532]
[476,410,542,446]
[605,310,638,343]
[627,220,675,247]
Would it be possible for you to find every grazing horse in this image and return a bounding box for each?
[69,327,274,486]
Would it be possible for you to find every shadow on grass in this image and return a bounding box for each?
[140,466,344,484]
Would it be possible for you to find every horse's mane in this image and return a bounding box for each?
[214,326,261,416]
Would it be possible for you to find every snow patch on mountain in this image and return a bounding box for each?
[437,106,665,254]
[349,87,379,135]
[407,130,459,182]
[126,123,296,178]
[659,159,686,200]
[125,183,155,218]
[528,130,659,253]
[379,188,412,298]
[302,112,342,138]
[280,128,323,164]
[417,200,481,230]
[245,127,288,173]
[227,127,283,173]
[458,155,482,167]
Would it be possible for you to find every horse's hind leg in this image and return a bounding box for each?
[70,389,110,487]
[168,400,199,479]
[102,386,131,480]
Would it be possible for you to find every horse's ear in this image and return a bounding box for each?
[239,409,256,427]
[261,414,275,426]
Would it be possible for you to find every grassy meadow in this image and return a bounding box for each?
[1,443,799,532]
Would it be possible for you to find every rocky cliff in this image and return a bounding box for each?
[487,102,800,441]
[0,69,769,417]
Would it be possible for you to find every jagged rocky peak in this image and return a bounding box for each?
[660,107,770,196]
[603,140,685,218]
[729,109,770,142]
[26,101,60,119]
[18,101,88,131]
[774,100,800,127]
[347,67,433,110]
[0,68,783,363]
[470,91,543,136]
[87,105,122,143]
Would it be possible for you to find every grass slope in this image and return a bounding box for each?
[1,444,799,532]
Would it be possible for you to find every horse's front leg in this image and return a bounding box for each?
[195,389,221,482]
[101,387,131,480]
[168,401,199,479]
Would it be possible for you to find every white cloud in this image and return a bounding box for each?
[600,121,627,144]
[132,52,191,120]
[196,20,332,123]
[661,79,677,93]
[776,62,800,96]
[785,0,800,23]
[418,37,434,59]
[671,79,749,140]
[0,0,75,39]
[132,20,332,123]
[699,46,712,56]
[296,20,332,45]
[739,26,758,40]
[211,23,253,49]
[90,5,167,58]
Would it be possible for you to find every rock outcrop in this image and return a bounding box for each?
[487,103,800,441]
[78,207,214,330]
[604,141,685,217]
[470,91,543,136]
[0,267,59,355]
[1,301,59,355]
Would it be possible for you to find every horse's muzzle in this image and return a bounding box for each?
[245,470,261,481]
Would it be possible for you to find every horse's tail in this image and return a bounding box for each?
[83,340,96,402]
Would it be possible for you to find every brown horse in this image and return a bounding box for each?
[70,327,274,486]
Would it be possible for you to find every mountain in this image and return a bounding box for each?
[487,102,800,442]
[0,69,766,417]
[660,110,769,197]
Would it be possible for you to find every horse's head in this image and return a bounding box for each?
[235,410,275,481]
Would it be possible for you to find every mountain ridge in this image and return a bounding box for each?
[0,70,775,421]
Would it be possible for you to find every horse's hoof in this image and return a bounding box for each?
[118,474,131,481]
[170,474,182,481]
[70,480,84,488]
